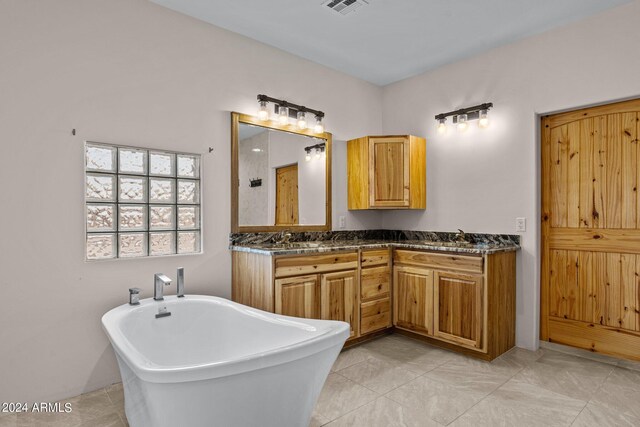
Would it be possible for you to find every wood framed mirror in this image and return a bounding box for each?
[231,112,332,232]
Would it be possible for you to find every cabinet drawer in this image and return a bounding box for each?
[361,266,390,301]
[275,252,358,278]
[393,250,483,274]
[360,298,391,335]
[361,249,389,267]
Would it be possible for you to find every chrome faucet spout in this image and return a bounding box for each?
[154,273,172,301]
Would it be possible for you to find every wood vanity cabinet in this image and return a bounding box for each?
[347,135,426,210]
[233,251,361,340]
[233,245,515,358]
[392,249,515,360]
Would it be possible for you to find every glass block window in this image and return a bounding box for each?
[85,142,201,260]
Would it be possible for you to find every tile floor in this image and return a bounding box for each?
[3,334,640,427]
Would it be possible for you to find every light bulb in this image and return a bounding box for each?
[257,100,269,121]
[314,116,324,134]
[297,111,307,130]
[278,106,289,125]
[305,151,311,162]
[437,118,447,135]
[457,114,468,131]
[478,109,489,128]
[314,149,321,160]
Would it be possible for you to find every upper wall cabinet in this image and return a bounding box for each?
[347,135,426,210]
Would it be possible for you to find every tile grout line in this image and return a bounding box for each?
[317,371,382,424]
[569,404,589,427]
[441,366,519,426]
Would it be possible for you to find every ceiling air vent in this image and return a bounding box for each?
[322,0,369,16]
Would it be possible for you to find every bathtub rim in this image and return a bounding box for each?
[102,295,350,383]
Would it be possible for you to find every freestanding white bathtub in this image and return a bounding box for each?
[102,295,349,427]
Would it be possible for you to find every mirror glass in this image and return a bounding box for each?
[238,123,327,227]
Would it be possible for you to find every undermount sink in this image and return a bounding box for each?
[269,241,324,249]
[419,241,475,248]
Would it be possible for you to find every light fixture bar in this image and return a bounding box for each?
[304,142,326,152]
[435,103,493,121]
[257,94,325,119]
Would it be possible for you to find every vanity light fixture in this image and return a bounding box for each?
[256,94,326,132]
[435,102,493,134]
[304,143,325,161]
[257,100,269,121]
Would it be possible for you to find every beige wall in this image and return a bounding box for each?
[0,0,382,403]
[381,0,640,350]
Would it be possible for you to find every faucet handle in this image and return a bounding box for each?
[129,287,141,305]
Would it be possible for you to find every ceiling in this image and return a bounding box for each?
[151,0,631,86]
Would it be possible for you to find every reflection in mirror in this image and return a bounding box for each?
[238,123,326,227]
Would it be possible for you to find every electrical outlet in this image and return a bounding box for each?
[339,216,346,229]
[516,217,526,232]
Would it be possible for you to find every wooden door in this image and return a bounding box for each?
[275,164,299,225]
[274,274,319,319]
[434,271,484,350]
[393,265,433,335]
[320,270,358,338]
[369,137,410,208]
[541,98,640,361]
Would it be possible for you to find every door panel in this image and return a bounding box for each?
[320,270,358,338]
[434,271,483,349]
[542,98,640,360]
[369,137,410,207]
[275,164,299,225]
[274,274,319,319]
[393,265,433,335]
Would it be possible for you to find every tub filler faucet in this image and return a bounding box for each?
[154,273,172,301]
[177,267,185,298]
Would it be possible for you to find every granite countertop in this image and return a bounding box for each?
[229,239,520,256]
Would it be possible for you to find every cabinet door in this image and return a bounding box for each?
[434,271,484,350]
[320,270,359,338]
[274,275,320,319]
[369,137,410,208]
[393,266,433,335]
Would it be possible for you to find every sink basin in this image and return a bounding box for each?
[269,241,323,249]
[419,241,475,248]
